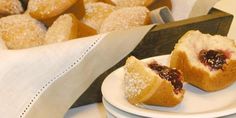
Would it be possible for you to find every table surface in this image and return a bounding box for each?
[65,103,105,118]
[65,0,236,117]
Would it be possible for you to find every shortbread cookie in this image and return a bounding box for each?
[45,13,97,44]
[27,0,85,26]
[0,14,46,49]
[82,2,115,32]
[45,14,80,44]
[100,6,150,33]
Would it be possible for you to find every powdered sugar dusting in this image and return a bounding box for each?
[124,67,152,99]
[82,2,115,31]
[45,14,73,44]
[28,0,75,16]
[0,14,46,49]
[100,6,149,33]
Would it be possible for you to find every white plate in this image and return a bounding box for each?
[103,97,142,118]
[101,55,236,118]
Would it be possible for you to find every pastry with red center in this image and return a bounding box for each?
[124,56,184,106]
[170,30,236,91]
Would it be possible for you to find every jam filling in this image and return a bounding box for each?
[148,62,183,94]
[199,49,227,70]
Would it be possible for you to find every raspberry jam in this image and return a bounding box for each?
[148,62,183,94]
[199,49,227,70]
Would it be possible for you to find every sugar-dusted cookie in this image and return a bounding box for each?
[27,0,85,26]
[0,14,46,49]
[45,13,97,44]
[100,6,150,33]
[82,2,115,32]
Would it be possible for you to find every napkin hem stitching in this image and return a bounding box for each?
[19,35,104,118]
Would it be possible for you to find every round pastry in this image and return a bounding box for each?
[100,6,150,33]
[0,14,46,49]
[124,56,184,106]
[0,0,23,15]
[45,13,97,44]
[27,0,85,26]
[82,2,115,32]
[101,0,154,7]
[170,30,236,91]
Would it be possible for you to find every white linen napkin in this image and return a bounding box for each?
[172,0,220,20]
[0,25,154,118]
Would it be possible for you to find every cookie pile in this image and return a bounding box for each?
[0,0,171,49]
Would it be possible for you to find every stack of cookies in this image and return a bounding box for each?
[0,0,172,49]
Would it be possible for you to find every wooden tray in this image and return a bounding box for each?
[72,8,233,107]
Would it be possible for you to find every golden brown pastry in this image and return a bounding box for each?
[0,0,23,15]
[170,30,236,91]
[100,6,150,33]
[27,0,85,26]
[0,14,46,49]
[45,14,80,44]
[45,13,96,44]
[82,2,115,32]
[124,56,184,106]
